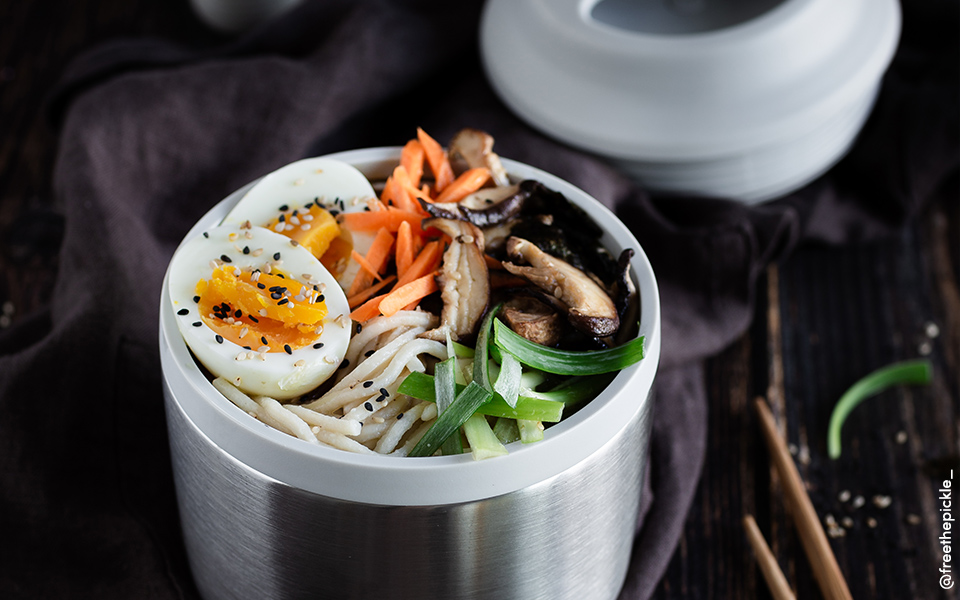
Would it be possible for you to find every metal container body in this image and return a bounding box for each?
[166,380,653,600]
[160,148,661,600]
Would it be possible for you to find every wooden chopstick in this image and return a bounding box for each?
[743,514,796,600]
[754,397,853,600]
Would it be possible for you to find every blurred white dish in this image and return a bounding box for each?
[480,0,901,203]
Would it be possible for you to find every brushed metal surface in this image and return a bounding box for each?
[166,382,653,600]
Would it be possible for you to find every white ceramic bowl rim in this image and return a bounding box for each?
[160,148,661,506]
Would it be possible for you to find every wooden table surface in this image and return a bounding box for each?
[2,2,957,598]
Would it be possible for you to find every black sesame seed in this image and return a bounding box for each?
[177,308,189,316]
[193,296,200,303]
[485,198,494,204]
[316,294,325,303]
[305,202,314,209]
[257,283,266,289]
[220,254,232,263]
[273,252,281,261]
[261,336,268,345]
[277,298,289,305]
[279,204,289,212]
[364,402,373,412]
[355,323,362,334]
[375,394,386,403]
[234,310,242,318]
[278,214,286,223]
[364,206,370,212]
[397,413,404,420]
[329,209,340,217]
[362,381,374,388]
[248,315,259,323]
[284,344,293,355]
[276,273,284,278]
[203,232,209,238]
[364,350,375,357]
[192,321,202,327]
[271,292,282,299]
[220,303,230,311]
[290,240,299,246]
[243,345,251,350]
[339,359,350,370]
[215,335,223,344]
[379,387,390,397]
[243,246,250,254]
[312,342,324,349]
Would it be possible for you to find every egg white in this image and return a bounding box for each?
[220,157,379,292]
[167,223,352,400]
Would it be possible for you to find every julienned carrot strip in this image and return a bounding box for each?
[390,166,426,213]
[379,273,439,317]
[396,240,443,288]
[417,127,454,193]
[433,168,491,204]
[347,274,397,309]
[350,295,385,322]
[396,221,415,278]
[341,209,424,235]
[400,140,425,188]
[348,228,395,296]
[484,254,504,270]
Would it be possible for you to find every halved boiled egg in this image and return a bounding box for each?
[167,222,352,400]
[221,157,379,291]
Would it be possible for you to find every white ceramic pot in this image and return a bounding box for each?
[159,148,661,599]
[480,0,901,203]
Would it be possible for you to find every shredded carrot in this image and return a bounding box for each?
[396,240,443,288]
[348,275,397,309]
[341,208,425,235]
[347,228,394,296]
[417,127,454,192]
[433,168,491,204]
[395,221,416,278]
[400,140,425,188]
[484,254,504,270]
[350,295,386,322]
[379,273,439,317]
[390,166,427,213]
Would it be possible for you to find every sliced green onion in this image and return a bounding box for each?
[827,359,933,459]
[462,413,508,460]
[494,352,523,408]
[492,417,521,444]
[523,373,617,407]
[434,357,462,456]
[473,304,502,391]
[494,319,645,375]
[451,340,475,358]
[399,372,564,422]
[518,419,544,444]
[520,368,547,391]
[409,381,492,457]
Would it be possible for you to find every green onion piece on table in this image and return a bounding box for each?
[398,372,564,422]
[409,381,492,458]
[494,319,645,375]
[827,359,933,459]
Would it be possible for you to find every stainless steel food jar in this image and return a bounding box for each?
[159,149,661,600]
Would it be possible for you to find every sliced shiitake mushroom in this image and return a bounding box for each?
[419,182,531,229]
[448,128,509,186]
[420,218,490,342]
[500,297,563,347]
[502,236,620,338]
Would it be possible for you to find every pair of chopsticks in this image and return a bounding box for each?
[744,397,853,600]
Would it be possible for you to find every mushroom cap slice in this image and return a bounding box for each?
[502,236,620,337]
[501,297,563,347]
[448,128,510,187]
[421,218,490,342]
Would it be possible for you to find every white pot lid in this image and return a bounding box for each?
[480,0,900,201]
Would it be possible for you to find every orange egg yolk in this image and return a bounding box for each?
[195,267,328,352]
[265,204,342,259]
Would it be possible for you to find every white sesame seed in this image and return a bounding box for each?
[323,356,337,364]
[239,327,249,338]
[350,197,360,206]
[244,231,254,239]
[852,495,866,509]
[873,495,892,509]
[315,325,324,335]
[285,224,294,231]
[258,353,266,361]
[294,178,305,186]
[301,224,311,231]
[294,360,305,368]
[251,271,261,282]
[257,345,270,353]
[335,314,347,328]
[246,351,257,360]
[302,213,314,221]
[259,309,268,317]
[274,223,286,233]
[242,220,252,230]
[225,317,235,325]
[290,216,301,225]
[838,490,851,503]
[263,263,271,274]
[252,248,263,257]
[209,260,219,270]
[372,416,384,424]
[461,234,474,244]
[553,286,563,298]
[294,294,306,302]
[311,426,320,434]
[235,352,247,361]
[234,376,242,386]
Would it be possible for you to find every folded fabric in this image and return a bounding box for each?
[0,1,954,598]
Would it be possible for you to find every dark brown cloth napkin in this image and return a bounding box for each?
[1,1,955,598]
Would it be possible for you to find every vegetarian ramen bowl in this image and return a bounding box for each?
[159,130,660,600]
